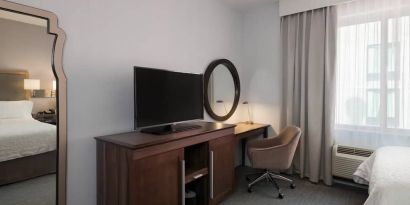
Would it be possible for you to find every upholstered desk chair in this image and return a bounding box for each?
[246,126,301,199]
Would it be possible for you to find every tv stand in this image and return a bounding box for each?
[140,122,202,135]
[95,122,236,205]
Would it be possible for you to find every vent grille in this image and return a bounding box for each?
[337,145,373,157]
[332,145,374,179]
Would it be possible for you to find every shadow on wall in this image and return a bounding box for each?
[246,68,282,133]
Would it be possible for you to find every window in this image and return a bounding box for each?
[336,15,410,131]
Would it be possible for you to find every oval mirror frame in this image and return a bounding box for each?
[0,1,67,205]
[204,59,240,121]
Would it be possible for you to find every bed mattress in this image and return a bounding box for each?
[354,146,410,205]
[0,118,56,162]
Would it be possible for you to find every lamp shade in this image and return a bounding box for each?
[52,80,56,90]
[24,79,40,90]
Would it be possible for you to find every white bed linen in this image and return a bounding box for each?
[353,146,410,205]
[0,118,56,162]
[0,101,33,119]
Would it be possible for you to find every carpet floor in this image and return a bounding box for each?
[222,167,368,205]
[0,168,367,205]
[0,174,55,205]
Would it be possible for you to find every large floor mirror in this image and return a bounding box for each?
[0,1,66,205]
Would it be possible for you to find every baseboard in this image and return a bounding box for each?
[333,177,368,190]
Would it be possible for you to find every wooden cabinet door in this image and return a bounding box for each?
[130,148,184,205]
[209,135,235,205]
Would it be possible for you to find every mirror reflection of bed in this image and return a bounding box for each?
[0,9,57,205]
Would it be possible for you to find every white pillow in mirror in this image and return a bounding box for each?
[0,101,33,119]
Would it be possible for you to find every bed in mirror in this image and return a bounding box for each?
[204,59,240,121]
[0,1,66,205]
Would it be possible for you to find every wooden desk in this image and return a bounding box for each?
[234,122,270,166]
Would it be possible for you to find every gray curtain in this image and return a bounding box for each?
[280,6,337,185]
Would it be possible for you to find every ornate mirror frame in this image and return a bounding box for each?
[204,59,240,121]
[0,1,67,204]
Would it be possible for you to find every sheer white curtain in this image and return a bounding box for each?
[336,0,410,149]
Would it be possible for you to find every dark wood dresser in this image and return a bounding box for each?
[95,121,236,205]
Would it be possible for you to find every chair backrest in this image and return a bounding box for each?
[278,126,302,168]
[247,125,302,170]
[278,126,302,145]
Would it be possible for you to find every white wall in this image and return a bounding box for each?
[5,0,285,204]
[9,0,244,204]
[241,1,282,134]
[279,0,351,16]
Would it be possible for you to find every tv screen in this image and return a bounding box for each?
[134,66,204,128]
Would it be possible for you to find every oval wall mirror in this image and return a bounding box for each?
[204,59,240,121]
[0,1,67,205]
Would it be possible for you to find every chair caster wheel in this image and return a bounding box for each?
[247,187,253,193]
[290,183,296,189]
[278,193,284,199]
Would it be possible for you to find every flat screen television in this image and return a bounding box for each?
[134,66,204,133]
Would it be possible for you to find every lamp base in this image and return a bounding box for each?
[245,121,254,125]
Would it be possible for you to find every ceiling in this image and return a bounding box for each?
[222,0,279,9]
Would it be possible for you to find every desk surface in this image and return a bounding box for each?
[234,122,270,135]
[95,121,235,149]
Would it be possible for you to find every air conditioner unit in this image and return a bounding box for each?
[332,144,374,180]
